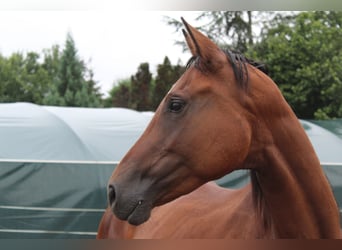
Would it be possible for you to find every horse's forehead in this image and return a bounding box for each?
[167,82,177,95]
[167,72,189,95]
[167,68,210,95]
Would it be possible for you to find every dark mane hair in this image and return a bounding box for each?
[185,49,268,91]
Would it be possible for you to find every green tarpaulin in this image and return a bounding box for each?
[0,103,341,238]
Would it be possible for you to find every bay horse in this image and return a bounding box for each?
[97,18,341,238]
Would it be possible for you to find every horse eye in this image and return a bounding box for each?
[168,98,185,113]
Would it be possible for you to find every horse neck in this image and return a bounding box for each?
[245,80,340,238]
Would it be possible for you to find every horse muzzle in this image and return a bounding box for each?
[107,183,153,226]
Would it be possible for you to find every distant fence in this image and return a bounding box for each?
[0,160,115,239]
[0,160,341,238]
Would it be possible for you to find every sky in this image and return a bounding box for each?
[0,11,202,96]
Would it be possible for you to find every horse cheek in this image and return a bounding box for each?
[210,117,252,177]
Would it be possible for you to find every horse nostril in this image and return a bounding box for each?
[108,184,116,206]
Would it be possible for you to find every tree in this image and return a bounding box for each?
[106,58,184,111]
[83,68,102,107]
[0,53,23,102]
[0,51,50,104]
[43,33,102,107]
[151,56,185,109]
[196,11,253,52]
[0,34,102,107]
[104,78,132,108]
[166,11,280,53]
[42,45,65,105]
[130,63,152,111]
[250,11,342,119]
[23,52,50,103]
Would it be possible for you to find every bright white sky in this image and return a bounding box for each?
[0,11,202,96]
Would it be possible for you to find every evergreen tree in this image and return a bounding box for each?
[83,69,102,107]
[105,59,185,111]
[130,63,152,111]
[43,33,101,107]
[58,33,87,106]
[42,45,65,105]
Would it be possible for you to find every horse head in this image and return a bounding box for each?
[107,18,267,226]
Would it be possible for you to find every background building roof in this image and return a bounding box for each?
[0,102,341,163]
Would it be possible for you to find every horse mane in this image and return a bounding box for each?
[185,49,269,91]
[225,50,269,90]
[250,170,273,236]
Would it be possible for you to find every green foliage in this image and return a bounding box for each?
[0,33,102,107]
[166,11,280,53]
[197,11,253,53]
[250,11,342,119]
[104,78,132,108]
[130,63,152,111]
[167,11,342,119]
[2,11,340,118]
[106,57,185,111]
[43,33,102,107]
[105,65,152,110]
[0,52,50,104]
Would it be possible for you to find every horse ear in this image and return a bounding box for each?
[182,29,197,56]
[181,17,224,71]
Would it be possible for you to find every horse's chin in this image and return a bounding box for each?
[111,200,152,226]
